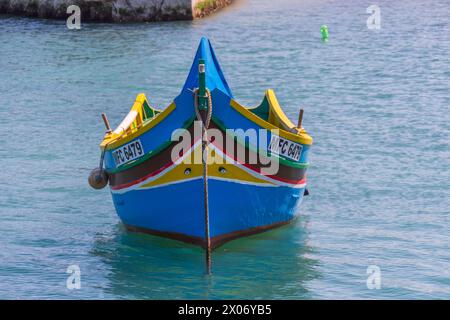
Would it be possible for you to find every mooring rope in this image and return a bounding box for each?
[194,87,213,274]
[194,88,213,136]
[98,148,106,176]
[98,137,113,181]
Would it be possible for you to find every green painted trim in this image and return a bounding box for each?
[143,100,155,120]
[106,117,196,174]
[211,117,309,169]
[198,58,207,111]
[249,95,270,121]
[106,115,309,174]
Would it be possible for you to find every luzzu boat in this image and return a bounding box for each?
[90,38,313,250]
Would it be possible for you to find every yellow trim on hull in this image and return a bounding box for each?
[140,163,203,189]
[101,96,176,150]
[230,90,313,145]
[208,162,275,185]
[138,146,275,190]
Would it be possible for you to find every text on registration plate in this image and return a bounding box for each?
[268,135,302,161]
[112,139,144,166]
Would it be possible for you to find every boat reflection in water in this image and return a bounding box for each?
[90,218,319,299]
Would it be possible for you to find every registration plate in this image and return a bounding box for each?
[112,139,144,166]
[268,135,302,161]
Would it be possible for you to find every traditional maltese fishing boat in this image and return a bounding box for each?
[89,38,313,258]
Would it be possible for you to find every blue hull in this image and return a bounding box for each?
[111,179,305,248]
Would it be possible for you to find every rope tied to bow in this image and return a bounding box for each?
[193,87,213,274]
[193,88,213,143]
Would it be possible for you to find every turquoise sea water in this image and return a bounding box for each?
[1,0,449,299]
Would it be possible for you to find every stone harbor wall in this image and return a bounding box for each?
[0,0,232,22]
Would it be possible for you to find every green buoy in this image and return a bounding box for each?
[321,25,329,42]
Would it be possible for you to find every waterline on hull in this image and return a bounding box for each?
[124,218,294,249]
